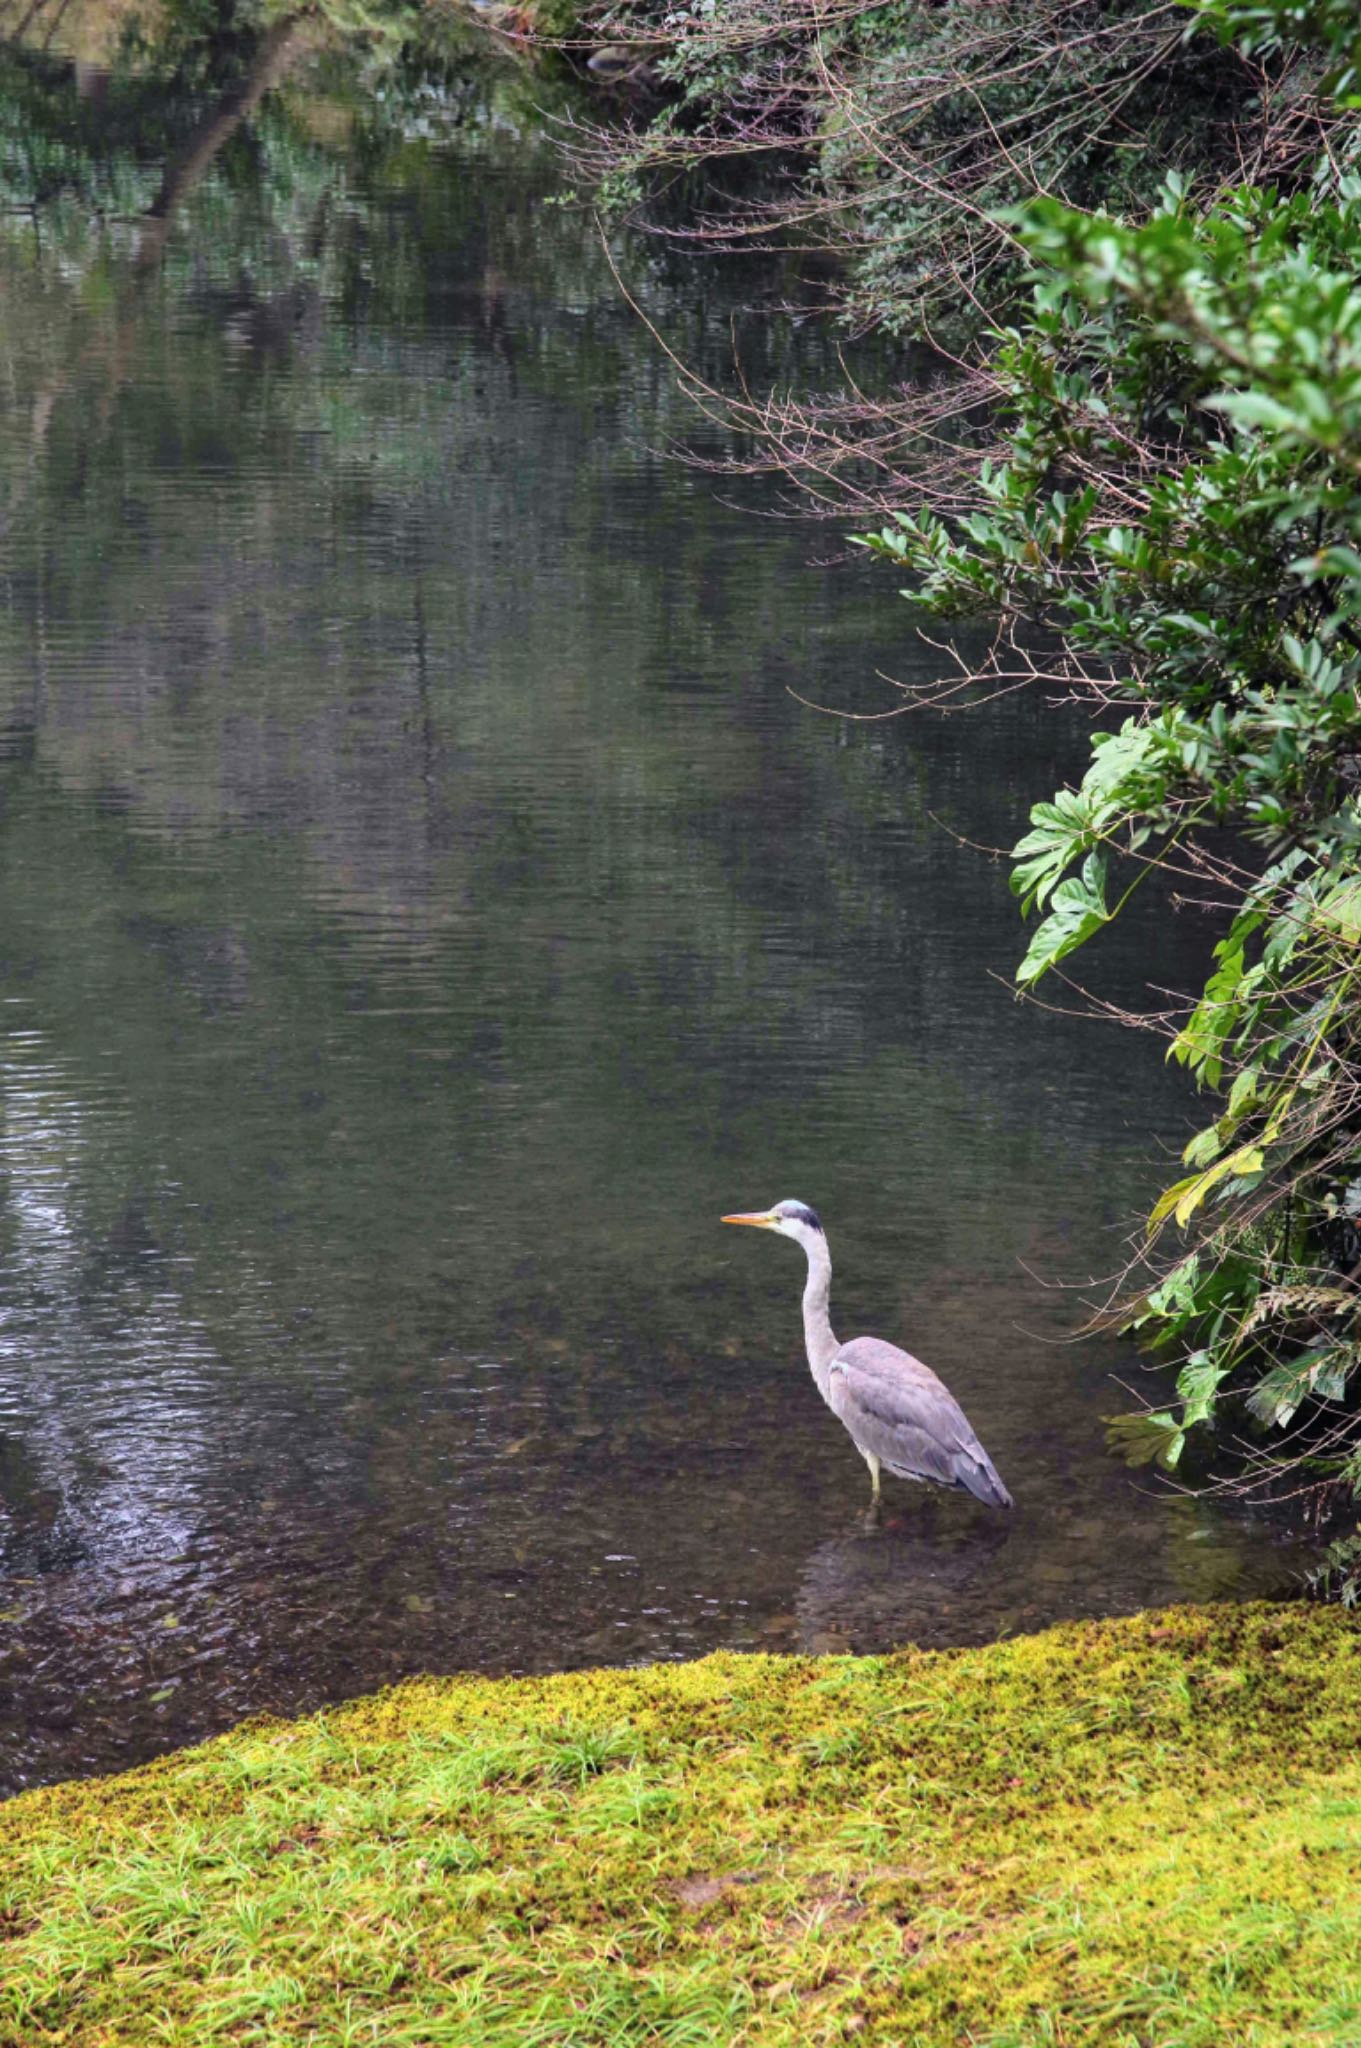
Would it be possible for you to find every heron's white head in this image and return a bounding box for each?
[721,1199,825,1254]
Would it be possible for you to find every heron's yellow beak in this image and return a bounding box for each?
[721,1210,779,1229]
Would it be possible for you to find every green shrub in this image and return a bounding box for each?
[858,0,1361,1512]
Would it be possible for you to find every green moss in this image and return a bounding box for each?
[4,1604,1361,2043]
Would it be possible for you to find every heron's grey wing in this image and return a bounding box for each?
[828,1337,1013,1508]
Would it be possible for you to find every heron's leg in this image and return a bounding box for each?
[862,1450,882,1525]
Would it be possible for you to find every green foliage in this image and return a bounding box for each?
[579,0,1262,340]
[857,0,1361,1517]
[1191,0,1361,99]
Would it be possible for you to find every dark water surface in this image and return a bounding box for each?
[0,21,1299,1793]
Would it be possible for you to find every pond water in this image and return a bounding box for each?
[0,17,1300,1794]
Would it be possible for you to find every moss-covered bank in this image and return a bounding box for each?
[4,1603,1361,2045]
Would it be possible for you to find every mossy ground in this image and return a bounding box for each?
[4,1603,1361,2045]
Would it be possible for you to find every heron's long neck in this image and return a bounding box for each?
[801,1233,838,1396]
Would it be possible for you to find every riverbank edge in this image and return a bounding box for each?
[4,1599,1361,2045]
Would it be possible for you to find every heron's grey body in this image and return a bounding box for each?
[724,1199,1012,1511]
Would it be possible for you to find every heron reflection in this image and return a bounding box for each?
[794,1506,1014,1653]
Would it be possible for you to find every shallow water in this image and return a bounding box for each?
[0,19,1299,1793]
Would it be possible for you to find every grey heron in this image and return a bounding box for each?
[722,1200,1013,1512]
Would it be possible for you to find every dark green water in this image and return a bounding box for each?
[0,19,1297,1793]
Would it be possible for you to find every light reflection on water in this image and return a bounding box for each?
[0,24,1300,1792]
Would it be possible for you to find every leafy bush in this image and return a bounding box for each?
[859,0,1361,1512]
[577,0,1282,341]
